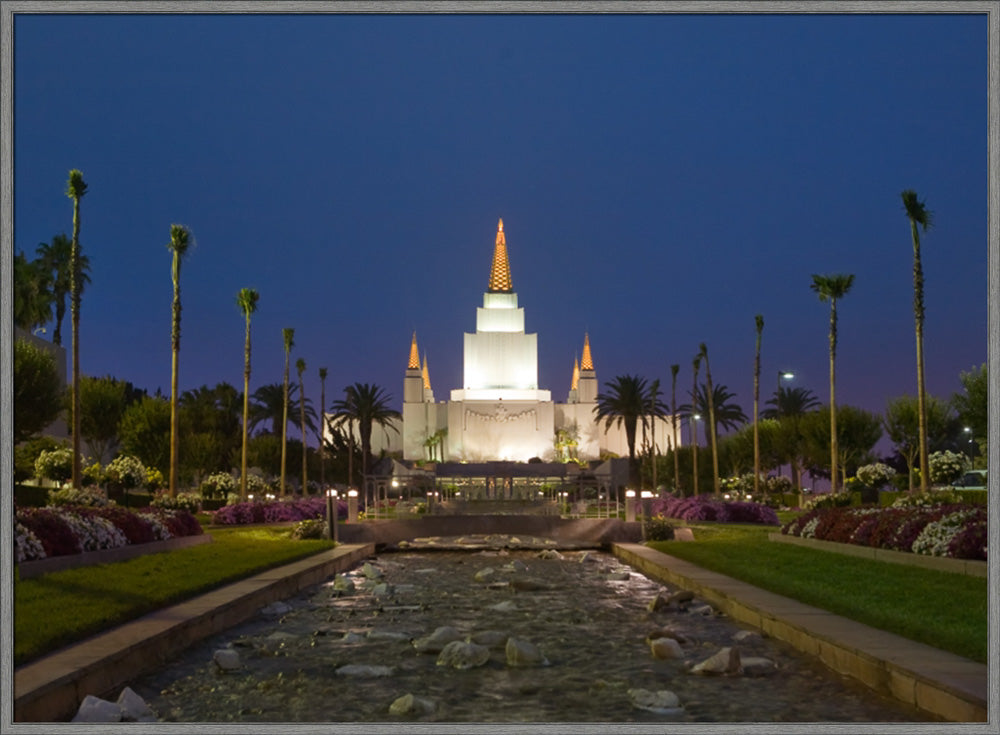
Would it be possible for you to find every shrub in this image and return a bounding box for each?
[151,491,202,513]
[765,476,794,495]
[802,492,853,511]
[14,436,64,483]
[58,511,129,552]
[891,489,964,508]
[16,508,81,557]
[199,472,237,501]
[15,521,46,562]
[650,493,779,525]
[90,506,157,545]
[145,467,165,492]
[290,518,328,540]
[643,515,675,541]
[47,487,110,508]
[34,448,73,483]
[856,463,896,490]
[82,461,104,488]
[928,450,967,485]
[105,454,148,491]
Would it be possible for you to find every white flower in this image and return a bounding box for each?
[15,521,46,562]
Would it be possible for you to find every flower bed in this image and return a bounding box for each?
[211,496,347,525]
[781,504,987,561]
[650,493,780,525]
[15,505,203,563]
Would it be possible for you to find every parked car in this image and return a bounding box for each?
[952,469,988,490]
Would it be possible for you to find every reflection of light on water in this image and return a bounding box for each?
[128,547,927,724]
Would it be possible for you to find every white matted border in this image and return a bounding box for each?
[1,2,996,734]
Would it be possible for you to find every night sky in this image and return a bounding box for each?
[11,10,990,453]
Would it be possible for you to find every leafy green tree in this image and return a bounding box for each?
[884,394,962,491]
[179,382,242,472]
[811,273,855,493]
[13,338,64,444]
[801,404,882,488]
[331,383,401,482]
[74,375,129,463]
[763,386,820,490]
[66,168,88,488]
[119,395,171,475]
[951,363,987,463]
[236,287,260,499]
[36,233,91,346]
[166,224,192,496]
[296,357,308,490]
[280,327,295,497]
[902,189,933,493]
[723,418,784,478]
[13,251,53,331]
[595,374,654,484]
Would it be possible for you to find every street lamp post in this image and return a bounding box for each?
[963,426,977,468]
[776,371,795,416]
[325,488,338,544]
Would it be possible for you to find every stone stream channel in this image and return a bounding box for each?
[126,537,929,723]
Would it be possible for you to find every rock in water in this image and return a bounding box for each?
[362,562,383,579]
[691,646,742,675]
[628,688,682,714]
[260,600,293,617]
[741,656,777,676]
[412,625,463,653]
[372,582,394,597]
[646,627,687,644]
[336,664,394,677]
[117,687,156,722]
[474,567,496,582]
[510,577,548,591]
[213,649,242,671]
[667,590,695,606]
[469,630,509,649]
[647,591,670,612]
[536,549,564,560]
[388,693,436,715]
[332,574,355,592]
[436,640,491,669]
[649,636,684,659]
[72,695,122,723]
[488,600,517,613]
[732,629,761,642]
[506,637,548,667]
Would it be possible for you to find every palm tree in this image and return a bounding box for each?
[594,374,651,485]
[690,357,701,497]
[36,233,90,346]
[753,315,764,496]
[811,273,855,493]
[683,383,749,441]
[670,364,680,494]
[236,287,259,500]
[249,382,315,436]
[763,385,820,489]
[331,383,401,482]
[13,251,53,332]
[318,366,328,489]
[698,344,720,497]
[642,379,667,490]
[902,189,933,493]
[166,224,192,497]
[280,327,295,497]
[296,357,308,492]
[66,169,87,488]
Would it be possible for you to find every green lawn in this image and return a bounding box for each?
[648,523,988,663]
[14,526,334,667]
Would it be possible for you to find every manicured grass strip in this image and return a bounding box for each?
[14,526,334,667]
[648,523,988,663]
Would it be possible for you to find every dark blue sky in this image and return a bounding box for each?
[13,11,989,449]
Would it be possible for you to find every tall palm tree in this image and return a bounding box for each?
[36,233,90,346]
[753,315,764,496]
[690,357,700,497]
[763,385,820,490]
[670,364,680,494]
[682,383,749,442]
[594,374,651,485]
[166,224,192,497]
[644,379,666,491]
[249,382,315,435]
[66,169,87,488]
[331,383,401,482]
[811,273,855,494]
[902,189,933,493]
[13,251,53,332]
[318,366,328,489]
[296,357,308,493]
[280,327,295,497]
[698,343,720,497]
[236,287,259,500]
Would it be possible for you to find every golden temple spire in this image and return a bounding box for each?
[580,333,594,371]
[422,354,432,390]
[407,332,420,370]
[487,217,513,293]
[571,356,580,391]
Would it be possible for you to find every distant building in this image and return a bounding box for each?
[328,219,681,464]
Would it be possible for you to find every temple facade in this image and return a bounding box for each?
[338,219,681,463]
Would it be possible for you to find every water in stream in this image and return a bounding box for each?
[129,544,931,723]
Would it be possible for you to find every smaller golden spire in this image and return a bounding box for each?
[407,332,420,370]
[580,333,594,371]
[422,354,432,390]
[487,217,513,293]
[571,357,580,391]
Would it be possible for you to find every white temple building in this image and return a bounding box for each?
[336,219,681,464]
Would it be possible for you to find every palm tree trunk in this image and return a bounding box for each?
[912,225,929,493]
[753,316,763,497]
[319,379,326,489]
[691,360,699,497]
[169,255,182,497]
[70,198,82,489]
[299,377,308,494]
[671,366,680,495]
[280,354,289,497]
[829,300,838,495]
[241,316,251,500]
[702,351,720,498]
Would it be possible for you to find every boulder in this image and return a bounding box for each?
[71,695,122,723]
[372,582,394,597]
[505,637,548,667]
[645,627,687,644]
[436,640,491,669]
[536,549,564,560]
[691,646,742,675]
[366,630,409,641]
[649,636,684,660]
[501,559,528,573]
[260,600,293,617]
[117,687,156,722]
[388,693,436,716]
[340,632,366,643]
[732,629,761,643]
[646,591,670,612]
[628,688,682,714]
[213,649,242,671]
[469,630,509,649]
[740,656,777,676]
[607,570,631,581]
[332,574,355,593]
[474,567,497,582]
[689,604,714,616]
[667,590,695,606]
[335,664,394,677]
[362,562,383,579]
[412,625,463,653]
[488,600,517,613]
